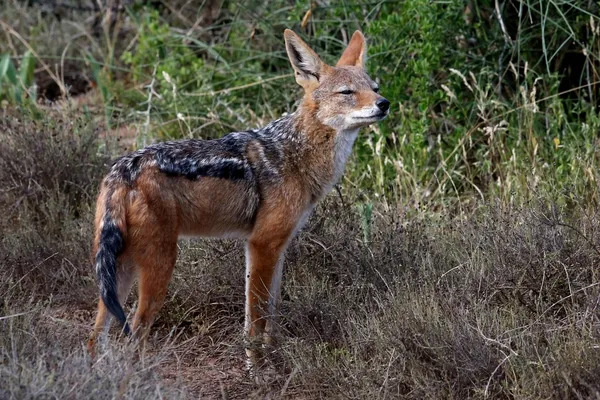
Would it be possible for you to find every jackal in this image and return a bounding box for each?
[88,29,389,366]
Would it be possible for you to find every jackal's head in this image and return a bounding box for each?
[284,29,389,131]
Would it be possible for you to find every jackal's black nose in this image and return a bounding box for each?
[376,98,390,113]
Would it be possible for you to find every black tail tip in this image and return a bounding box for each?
[101,291,131,337]
[122,322,132,336]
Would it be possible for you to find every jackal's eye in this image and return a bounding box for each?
[373,87,380,93]
[339,89,355,95]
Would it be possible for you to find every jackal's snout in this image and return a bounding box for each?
[376,97,390,114]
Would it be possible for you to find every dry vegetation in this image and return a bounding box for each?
[2,0,600,399]
[2,111,600,398]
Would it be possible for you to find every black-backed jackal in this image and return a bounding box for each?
[88,29,389,368]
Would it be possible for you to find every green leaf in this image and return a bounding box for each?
[0,54,18,84]
[171,34,230,71]
[19,51,36,89]
[86,54,107,101]
[0,54,20,103]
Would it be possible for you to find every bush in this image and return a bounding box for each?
[0,110,108,301]
[3,1,599,202]
[355,0,600,203]
[110,0,600,203]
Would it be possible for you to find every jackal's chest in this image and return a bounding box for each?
[329,129,359,188]
[308,128,359,203]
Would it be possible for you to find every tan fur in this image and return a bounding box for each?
[88,29,389,371]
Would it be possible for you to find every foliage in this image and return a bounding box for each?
[0,51,37,107]
[117,6,297,141]
[114,0,600,204]
[2,1,598,203]
[355,0,600,205]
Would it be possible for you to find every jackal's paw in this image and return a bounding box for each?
[245,347,261,376]
[245,356,281,385]
[87,336,97,360]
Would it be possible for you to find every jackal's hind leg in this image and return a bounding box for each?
[130,239,178,349]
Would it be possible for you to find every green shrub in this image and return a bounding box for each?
[119,6,297,142]
[351,0,600,204]
[2,1,599,204]
[0,51,37,108]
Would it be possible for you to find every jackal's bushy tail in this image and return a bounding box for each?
[95,184,131,335]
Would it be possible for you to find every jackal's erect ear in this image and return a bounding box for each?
[284,29,325,88]
[336,30,367,68]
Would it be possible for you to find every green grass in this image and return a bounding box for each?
[2,1,598,204]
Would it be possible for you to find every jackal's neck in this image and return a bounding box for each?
[286,103,358,200]
[259,106,334,145]
[291,104,336,146]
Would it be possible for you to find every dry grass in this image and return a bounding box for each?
[0,111,187,399]
[0,110,106,302]
[0,302,188,400]
[274,201,600,398]
[2,111,600,399]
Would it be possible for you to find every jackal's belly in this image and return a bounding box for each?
[174,178,258,238]
[178,213,253,239]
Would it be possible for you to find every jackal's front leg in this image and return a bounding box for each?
[244,224,291,368]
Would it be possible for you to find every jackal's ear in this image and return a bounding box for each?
[336,30,367,68]
[284,29,324,88]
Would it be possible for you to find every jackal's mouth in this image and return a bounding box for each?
[375,110,389,119]
[355,111,388,121]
